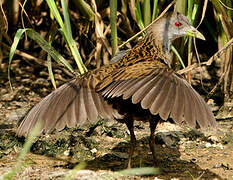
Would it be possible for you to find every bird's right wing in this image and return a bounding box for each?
[97,61,216,130]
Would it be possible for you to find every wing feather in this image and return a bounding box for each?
[149,73,172,116]
[18,60,216,137]
[140,72,167,109]
[183,83,196,128]
[100,62,216,129]
[83,87,98,122]
[16,78,121,137]
[158,74,177,120]
[123,76,153,100]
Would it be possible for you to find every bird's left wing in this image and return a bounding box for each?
[16,77,122,137]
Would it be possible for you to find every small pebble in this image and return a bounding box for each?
[205,142,212,148]
[64,149,70,156]
[154,177,163,180]
[216,143,224,150]
[90,148,97,154]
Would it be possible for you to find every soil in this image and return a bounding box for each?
[0,72,233,180]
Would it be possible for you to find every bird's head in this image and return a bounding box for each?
[147,11,205,53]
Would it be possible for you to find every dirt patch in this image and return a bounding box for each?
[0,79,233,179]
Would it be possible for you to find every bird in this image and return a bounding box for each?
[16,11,216,168]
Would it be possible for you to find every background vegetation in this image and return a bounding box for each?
[1,0,232,107]
[0,0,233,178]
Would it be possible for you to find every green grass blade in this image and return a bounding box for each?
[73,0,94,21]
[188,36,193,65]
[110,0,118,56]
[62,162,86,180]
[2,121,42,179]
[192,4,199,22]
[9,28,70,90]
[8,28,27,89]
[46,0,65,29]
[143,0,151,26]
[69,40,87,74]
[176,0,187,14]
[47,25,59,89]
[171,45,185,68]
[47,55,56,89]
[152,0,159,20]
[46,0,87,74]
[187,0,193,20]
[26,29,74,73]
[61,0,72,40]
[61,0,87,73]
[135,0,145,30]
[118,167,160,176]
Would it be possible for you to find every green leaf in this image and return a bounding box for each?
[135,0,145,30]
[46,0,87,74]
[118,167,160,176]
[46,0,65,30]
[143,0,151,26]
[152,0,159,20]
[47,55,56,89]
[8,28,27,89]
[61,0,72,40]
[110,0,118,56]
[171,45,185,69]
[2,121,42,179]
[26,29,74,73]
[9,28,75,83]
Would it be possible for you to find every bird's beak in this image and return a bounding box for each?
[186,26,205,40]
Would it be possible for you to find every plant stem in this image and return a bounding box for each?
[110,0,118,56]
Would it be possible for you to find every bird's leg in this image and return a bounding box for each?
[125,118,136,169]
[149,118,159,167]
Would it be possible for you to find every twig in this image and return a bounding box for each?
[177,63,198,74]
[119,0,176,49]
[207,72,225,99]
[205,37,233,66]
[178,37,233,74]
[218,0,233,10]
[194,38,208,93]
[2,42,74,77]
[1,42,45,66]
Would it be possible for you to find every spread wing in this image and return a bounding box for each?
[17,59,216,137]
[16,78,122,137]
[16,52,127,137]
[97,61,216,129]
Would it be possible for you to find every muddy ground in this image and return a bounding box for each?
[0,73,233,180]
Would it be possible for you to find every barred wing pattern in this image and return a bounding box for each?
[16,78,122,137]
[99,61,216,129]
[17,61,216,137]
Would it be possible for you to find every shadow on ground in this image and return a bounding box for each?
[50,134,223,180]
[0,120,231,179]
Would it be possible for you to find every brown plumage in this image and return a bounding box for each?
[17,11,216,168]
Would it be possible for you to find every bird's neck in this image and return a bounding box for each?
[146,34,172,66]
[146,21,174,67]
[114,35,172,67]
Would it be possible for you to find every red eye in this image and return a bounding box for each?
[175,22,182,27]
